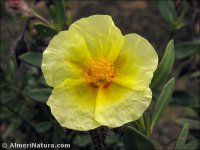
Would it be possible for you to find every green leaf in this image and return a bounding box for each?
[73,135,92,148]
[52,124,63,144]
[2,123,20,139]
[171,90,198,106]
[123,126,156,150]
[174,123,189,150]
[26,88,51,103]
[6,58,14,82]
[180,107,199,118]
[49,0,66,31]
[176,118,200,130]
[191,71,200,78]
[38,75,48,86]
[150,40,174,89]
[105,131,121,145]
[174,21,186,30]
[184,139,199,150]
[151,78,175,130]
[157,0,177,24]
[175,42,199,60]
[19,52,42,67]
[66,10,72,26]
[34,23,57,37]
[35,121,52,133]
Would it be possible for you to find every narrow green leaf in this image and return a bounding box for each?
[175,42,199,60]
[180,107,199,118]
[137,115,146,134]
[66,10,72,26]
[144,114,151,137]
[151,78,175,130]
[38,75,48,86]
[174,123,189,150]
[191,71,200,78]
[150,40,174,89]
[174,21,186,30]
[157,0,177,24]
[26,88,51,103]
[35,121,52,133]
[19,52,42,67]
[184,139,199,150]
[176,118,200,130]
[6,58,14,82]
[34,23,57,37]
[2,124,20,139]
[49,0,66,31]
[123,126,156,150]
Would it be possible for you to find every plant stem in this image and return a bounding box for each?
[22,8,50,24]
[145,115,151,137]
[138,115,146,134]
[31,9,50,24]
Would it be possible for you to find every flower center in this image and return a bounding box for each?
[83,58,115,88]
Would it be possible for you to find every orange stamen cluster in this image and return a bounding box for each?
[83,58,115,88]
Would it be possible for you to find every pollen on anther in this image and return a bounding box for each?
[83,58,115,88]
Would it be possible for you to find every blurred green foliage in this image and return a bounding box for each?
[0,0,199,150]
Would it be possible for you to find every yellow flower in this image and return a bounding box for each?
[42,15,158,131]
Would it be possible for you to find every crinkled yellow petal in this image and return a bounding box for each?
[69,15,124,62]
[42,30,91,87]
[47,79,101,131]
[112,34,158,91]
[95,83,151,127]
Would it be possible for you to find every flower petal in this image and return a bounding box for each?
[42,30,91,87]
[95,83,151,127]
[47,79,101,131]
[112,33,158,90]
[69,15,124,62]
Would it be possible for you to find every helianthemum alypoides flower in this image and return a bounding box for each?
[42,15,158,131]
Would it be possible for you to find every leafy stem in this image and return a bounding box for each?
[21,7,50,24]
